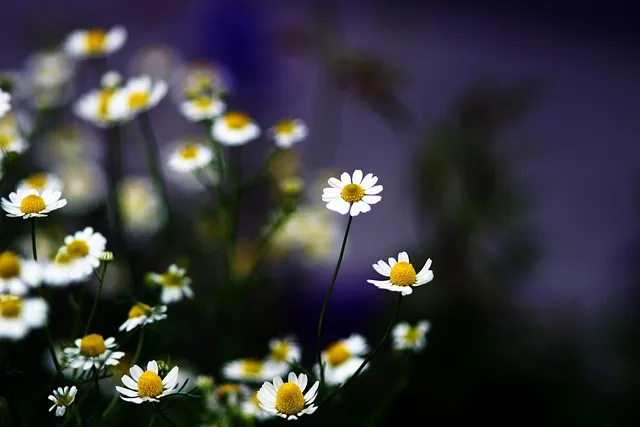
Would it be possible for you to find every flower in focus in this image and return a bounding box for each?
[269,119,307,149]
[0,294,47,340]
[118,176,167,236]
[367,251,433,296]
[0,250,41,295]
[257,372,319,420]
[119,302,167,332]
[63,27,127,58]
[266,337,302,368]
[211,111,260,146]
[168,142,214,173]
[207,383,250,411]
[17,172,63,193]
[317,334,369,386]
[392,320,431,352]
[121,75,168,114]
[0,89,10,118]
[48,386,77,417]
[241,390,276,421]
[63,334,125,371]
[116,360,179,404]
[73,86,131,127]
[43,247,91,287]
[322,170,382,216]
[1,188,67,219]
[61,227,107,275]
[56,161,107,214]
[222,359,282,383]
[147,264,193,304]
[179,95,225,122]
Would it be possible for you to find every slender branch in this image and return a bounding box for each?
[84,263,108,335]
[154,404,179,427]
[131,328,145,366]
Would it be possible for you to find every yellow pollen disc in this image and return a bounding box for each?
[55,394,73,406]
[0,295,22,319]
[79,334,107,357]
[194,96,213,110]
[25,173,48,190]
[160,273,183,287]
[128,303,151,319]
[129,91,150,109]
[240,359,263,376]
[97,90,114,119]
[137,370,164,398]
[85,29,107,54]
[0,251,21,279]
[340,183,365,203]
[275,120,295,135]
[54,249,73,265]
[270,342,290,362]
[275,382,305,416]
[179,144,199,160]
[404,326,421,344]
[389,262,417,287]
[325,342,351,367]
[19,194,46,214]
[224,112,250,129]
[66,240,90,258]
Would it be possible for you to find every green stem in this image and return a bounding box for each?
[104,126,126,252]
[320,294,403,407]
[154,404,179,427]
[362,368,410,426]
[101,394,119,419]
[30,218,37,261]
[84,263,108,336]
[70,286,86,338]
[316,214,353,387]
[131,328,145,366]
[147,410,158,427]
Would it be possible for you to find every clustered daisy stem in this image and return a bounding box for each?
[316,214,353,387]
[84,263,108,336]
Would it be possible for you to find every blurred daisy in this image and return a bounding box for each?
[211,111,260,146]
[62,227,107,274]
[130,45,180,82]
[392,320,431,352]
[119,176,167,236]
[147,264,193,304]
[63,334,125,371]
[266,337,302,366]
[24,49,75,109]
[207,383,250,411]
[43,247,91,287]
[63,27,127,58]
[48,386,77,417]
[318,334,369,386]
[223,359,282,383]
[0,89,10,118]
[56,161,107,214]
[0,124,27,157]
[180,95,225,122]
[17,172,63,193]
[0,250,41,295]
[269,119,307,149]
[39,124,102,166]
[0,294,47,340]
[195,375,214,392]
[73,86,131,127]
[257,372,319,420]
[119,302,167,332]
[367,252,433,296]
[173,61,229,101]
[241,390,275,421]
[116,360,179,403]
[277,177,305,198]
[322,170,383,216]
[101,71,122,89]
[121,75,168,114]
[167,142,213,173]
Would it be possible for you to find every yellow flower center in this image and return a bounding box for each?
[404,326,421,344]
[53,249,73,265]
[25,173,48,190]
[275,382,305,416]
[129,91,150,109]
[85,29,107,54]
[179,144,199,160]
[128,303,151,319]
[55,393,74,407]
[389,262,417,287]
[194,96,213,110]
[79,334,107,357]
[19,194,46,214]
[66,240,90,258]
[0,295,22,319]
[270,342,290,362]
[325,342,351,367]
[160,272,184,287]
[137,370,164,398]
[240,359,263,376]
[340,183,364,203]
[274,120,295,135]
[224,112,250,130]
[0,251,21,279]
[97,89,114,119]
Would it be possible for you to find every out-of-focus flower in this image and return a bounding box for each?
[207,383,250,412]
[60,227,106,276]
[1,188,67,219]
[120,75,168,114]
[241,390,275,421]
[316,334,369,386]
[48,386,77,417]
[367,252,433,296]
[179,95,225,122]
[392,320,431,352]
[168,141,214,173]
[16,172,63,193]
[56,160,107,214]
[129,45,180,82]
[196,375,214,393]
[63,27,127,58]
[222,358,282,383]
[267,150,301,182]
[171,61,230,101]
[147,264,193,304]
[211,111,260,146]
[269,119,307,149]
[0,250,41,295]
[43,246,92,287]
[0,89,10,118]
[73,86,131,127]
[0,294,47,340]
[230,240,257,280]
[118,176,167,236]
[277,177,305,198]
[38,124,102,166]
[116,360,179,404]
[119,303,167,332]
[257,372,319,420]
[265,337,302,367]
[0,115,28,159]
[63,334,124,372]
[24,49,76,109]
[322,170,382,216]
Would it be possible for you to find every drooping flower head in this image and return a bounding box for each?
[48,386,77,417]
[269,119,307,149]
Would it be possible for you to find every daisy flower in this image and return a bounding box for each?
[116,360,179,403]
[266,337,302,366]
[63,334,125,371]
[0,125,27,157]
[257,372,319,420]
[173,61,229,101]
[56,161,107,215]
[61,227,107,274]
[223,358,282,383]
[211,111,260,146]
[147,264,193,304]
[63,27,127,58]
[48,386,77,417]
[1,188,67,219]
[43,247,90,287]
[119,176,167,236]
[119,302,167,332]
[121,75,168,114]
[367,251,434,296]
[167,142,214,173]
[24,49,75,109]
[241,390,276,421]
[392,320,431,352]
[179,95,225,122]
[318,334,369,386]
[0,250,41,295]
[321,170,383,216]
[269,119,307,149]
[73,86,131,127]
[0,294,47,340]
[0,89,10,118]
[207,383,250,411]
[17,172,64,193]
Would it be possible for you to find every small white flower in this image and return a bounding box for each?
[43,246,91,287]
[241,390,276,421]
[24,50,75,109]
[0,250,41,295]
[119,303,167,332]
[257,372,319,420]
[147,264,193,304]
[0,294,47,340]
[316,334,369,386]
[223,358,283,383]
[48,386,77,417]
[0,89,11,119]
[63,334,125,371]
[0,123,27,158]
[207,383,251,411]
[63,27,127,58]
[121,75,168,114]
[56,161,107,215]
[1,188,67,219]
[16,172,64,193]
[73,87,131,127]
[119,176,167,236]
[266,337,302,367]
[179,95,225,122]
[61,227,107,275]
[322,170,382,216]
[392,320,431,352]
[116,360,179,403]
[367,251,434,296]
[211,111,260,146]
[269,119,307,149]
[167,142,214,173]
[173,61,229,101]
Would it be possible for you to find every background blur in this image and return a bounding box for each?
[1,0,640,425]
